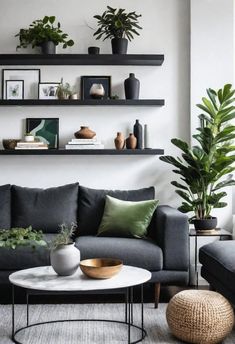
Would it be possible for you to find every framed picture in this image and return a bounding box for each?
[6,80,24,100]
[2,69,41,99]
[26,118,59,149]
[38,82,60,99]
[81,75,111,100]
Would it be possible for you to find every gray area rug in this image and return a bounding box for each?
[0,303,234,343]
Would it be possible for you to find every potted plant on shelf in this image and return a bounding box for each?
[160,84,235,231]
[93,6,142,54]
[56,78,72,99]
[50,223,80,276]
[0,226,46,249]
[15,15,74,54]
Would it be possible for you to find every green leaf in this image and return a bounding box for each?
[43,16,49,24]
[49,16,55,24]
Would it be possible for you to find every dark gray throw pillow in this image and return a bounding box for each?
[77,185,155,236]
[0,184,11,229]
[12,183,79,233]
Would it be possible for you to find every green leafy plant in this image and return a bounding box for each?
[160,84,235,221]
[50,223,77,250]
[56,78,72,99]
[15,15,74,49]
[93,6,142,41]
[0,226,46,249]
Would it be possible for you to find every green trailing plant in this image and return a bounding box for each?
[0,226,46,249]
[15,15,74,49]
[160,84,235,221]
[93,6,142,41]
[50,223,77,250]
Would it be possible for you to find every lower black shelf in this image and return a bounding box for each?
[0,148,164,156]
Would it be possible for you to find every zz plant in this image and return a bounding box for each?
[160,84,235,221]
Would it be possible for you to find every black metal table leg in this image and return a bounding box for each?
[128,287,131,344]
[141,284,144,339]
[26,292,29,326]
[130,287,133,324]
[12,285,15,341]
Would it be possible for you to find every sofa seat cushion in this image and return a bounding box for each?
[78,185,155,236]
[199,241,235,289]
[0,233,54,270]
[75,236,163,271]
[12,183,79,233]
[0,184,11,229]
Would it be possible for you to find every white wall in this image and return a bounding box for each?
[0,0,190,208]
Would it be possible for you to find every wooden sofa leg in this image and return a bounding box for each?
[154,283,161,308]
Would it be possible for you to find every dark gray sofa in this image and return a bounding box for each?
[0,183,189,306]
[199,241,235,306]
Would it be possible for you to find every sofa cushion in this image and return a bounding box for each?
[12,183,79,233]
[0,184,11,229]
[199,240,235,289]
[75,236,163,271]
[0,233,54,270]
[78,185,155,236]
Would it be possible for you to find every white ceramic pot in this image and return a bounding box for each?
[50,243,80,276]
[24,135,34,142]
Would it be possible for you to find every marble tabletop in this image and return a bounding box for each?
[9,265,151,292]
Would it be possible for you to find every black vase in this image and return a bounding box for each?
[124,73,140,99]
[133,119,143,149]
[193,217,218,231]
[88,46,100,54]
[41,41,56,54]
[111,38,128,54]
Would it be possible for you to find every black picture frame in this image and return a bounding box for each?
[6,80,24,100]
[2,69,41,99]
[26,118,59,149]
[38,82,60,99]
[81,75,111,100]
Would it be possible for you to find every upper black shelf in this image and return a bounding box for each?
[0,54,164,66]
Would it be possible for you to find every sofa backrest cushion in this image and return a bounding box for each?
[0,184,11,229]
[78,185,155,236]
[11,183,79,233]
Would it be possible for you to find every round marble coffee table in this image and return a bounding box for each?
[9,265,151,344]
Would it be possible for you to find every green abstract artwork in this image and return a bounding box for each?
[26,118,59,149]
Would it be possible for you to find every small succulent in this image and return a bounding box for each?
[50,223,77,250]
[0,226,46,249]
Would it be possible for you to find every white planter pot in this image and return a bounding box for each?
[50,243,80,276]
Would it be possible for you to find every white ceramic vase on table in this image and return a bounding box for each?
[50,243,80,276]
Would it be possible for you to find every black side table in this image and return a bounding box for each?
[189,228,232,288]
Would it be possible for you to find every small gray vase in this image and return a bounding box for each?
[50,243,80,276]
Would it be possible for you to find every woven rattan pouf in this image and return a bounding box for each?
[166,290,234,344]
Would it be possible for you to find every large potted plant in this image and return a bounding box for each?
[93,6,142,54]
[15,16,74,54]
[0,226,46,249]
[160,84,235,230]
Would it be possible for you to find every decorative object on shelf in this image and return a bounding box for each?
[88,46,100,54]
[144,124,150,149]
[160,84,235,231]
[15,15,74,54]
[109,95,119,100]
[56,78,72,100]
[89,83,105,99]
[70,93,78,100]
[93,6,142,54]
[2,69,40,99]
[126,133,137,149]
[74,126,96,139]
[80,258,123,279]
[26,117,59,149]
[133,119,143,149]
[81,75,111,100]
[24,133,34,142]
[50,223,80,276]
[38,82,60,99]
[15,140,48,150]
[2,139,21,150]
[124,73,140,99]
[65,137,103,150]
[6,80,24,100]
[114,132,125,150]
[0,226,46,249]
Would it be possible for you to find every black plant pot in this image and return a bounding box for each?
[193,217,218,231]
[111,38,128,54]
[88,46,100,55]
[41,41,56,54]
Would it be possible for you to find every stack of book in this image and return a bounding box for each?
[65,138,104,150]
[15,141,48,150]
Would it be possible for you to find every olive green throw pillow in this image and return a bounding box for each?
[97,195,158,238]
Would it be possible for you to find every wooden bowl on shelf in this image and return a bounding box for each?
[2,139,21,150]
[80,258,123,279]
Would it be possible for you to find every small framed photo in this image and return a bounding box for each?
[6,80,24,100]
[81,75,111,100]
[26,118,59,149]
[38,82,60,99]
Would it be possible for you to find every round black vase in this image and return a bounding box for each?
[133,119,143,149]
[111,38,128,54]
[88,46,100,55]
[41,41,56,54]
[124,73,140,99]
[193,217,218,231]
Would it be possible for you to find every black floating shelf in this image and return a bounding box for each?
[0,149,164,156]
[0,54,164,66]
[0,99,165,106]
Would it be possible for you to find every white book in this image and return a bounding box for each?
[65,144,104,150]
[15,146,48,150]
[70,138,98,143]
[67,141,101,145]
[17,141,45,146]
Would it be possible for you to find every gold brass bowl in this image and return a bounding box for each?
[80,258,123,279]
